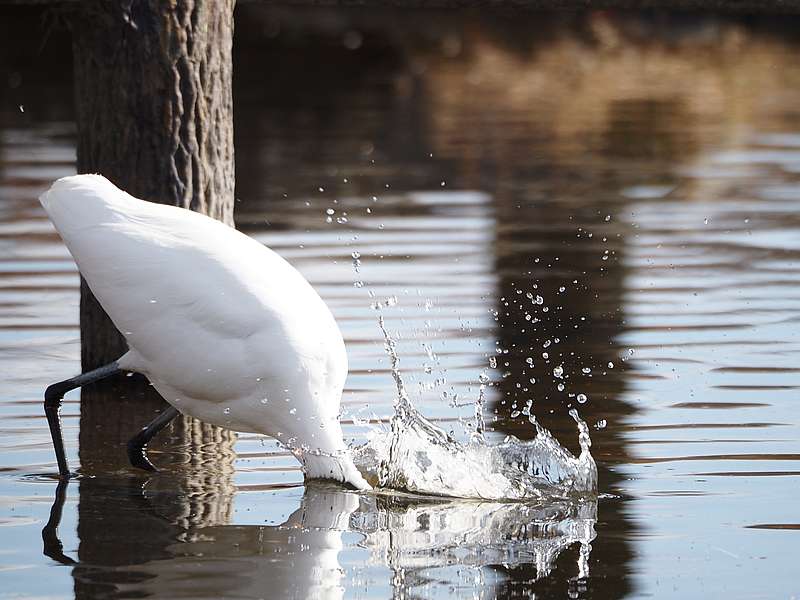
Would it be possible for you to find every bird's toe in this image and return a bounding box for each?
[127,442,158,472]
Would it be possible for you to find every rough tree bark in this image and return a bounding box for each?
[69,0,236,371]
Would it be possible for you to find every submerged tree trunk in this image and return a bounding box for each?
[69,0,236,371]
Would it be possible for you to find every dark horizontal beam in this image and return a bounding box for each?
[1,0,799,13]
[243,0,800,12]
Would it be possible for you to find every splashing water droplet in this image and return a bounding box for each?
[348,320,598,500]
[577,393,588,404]
[553,365,564,378]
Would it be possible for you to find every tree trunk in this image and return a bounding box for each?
[69,0,236,371]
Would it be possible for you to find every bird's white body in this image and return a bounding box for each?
[40,174,369,489]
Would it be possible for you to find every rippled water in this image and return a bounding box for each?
[2,10,800,599]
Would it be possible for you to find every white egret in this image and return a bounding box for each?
[41,174,370,490]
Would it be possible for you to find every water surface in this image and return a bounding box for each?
[1,10,799,599]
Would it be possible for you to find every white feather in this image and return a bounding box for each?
[40,174,369,489]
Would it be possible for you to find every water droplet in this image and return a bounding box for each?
[607,361,614,368]
[289,408,297,415]
[557,383,565,391]
[478,372,490,384]
[149,299,157,304]
[326,208,335,215]
[510,410,521,418]
[595,418,607,429]
[223,407,231,415]
[577,393,588,404]
[260,397,269,405]
[582,367,592,374]
[553,365,564,378]
[521,399,533,416]
[488,356,497,368]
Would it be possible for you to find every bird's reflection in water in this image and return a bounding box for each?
[44,475,597,599]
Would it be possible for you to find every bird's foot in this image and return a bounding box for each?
[127,441,158,472]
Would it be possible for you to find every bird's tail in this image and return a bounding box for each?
[39,174,132,238]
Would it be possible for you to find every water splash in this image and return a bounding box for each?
[351,316,598,501]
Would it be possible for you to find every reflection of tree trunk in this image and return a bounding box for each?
[74,381,237,599]
[69,0,236,371]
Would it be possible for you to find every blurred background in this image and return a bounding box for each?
[1,5,799,599]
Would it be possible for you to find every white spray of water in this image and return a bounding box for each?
[351,309,598,501]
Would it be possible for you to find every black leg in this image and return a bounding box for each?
[127,406,179,472]
[45,361,121,479]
